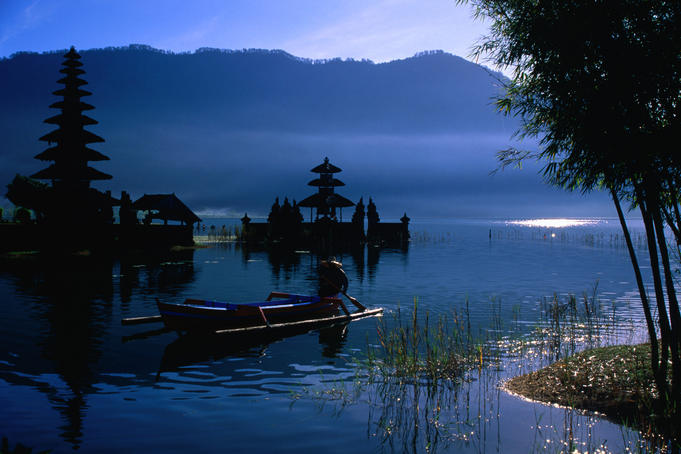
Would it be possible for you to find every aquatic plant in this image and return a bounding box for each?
[364,299,487,383]
[290,288,679,453]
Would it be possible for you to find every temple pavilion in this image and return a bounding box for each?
[298,157,355,221]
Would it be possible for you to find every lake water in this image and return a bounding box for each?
[0,218,659,453]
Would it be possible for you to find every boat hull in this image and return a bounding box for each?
[157,293,341,331]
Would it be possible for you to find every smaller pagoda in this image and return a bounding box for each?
[299,157,354,221]
[240,158,409,247]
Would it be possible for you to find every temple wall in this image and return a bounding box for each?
[241,220,366,246]
[0,223,195,252]
[240,218,411,248]
[115,225,194,248]
[367,222,410,246]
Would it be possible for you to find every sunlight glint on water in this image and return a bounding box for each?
[505,218,603,228]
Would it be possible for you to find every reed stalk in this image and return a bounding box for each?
[365,298,486,382]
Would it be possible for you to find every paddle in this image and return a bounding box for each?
[321,275,367,312]
[340,290,367,312]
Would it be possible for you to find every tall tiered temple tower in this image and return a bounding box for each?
[32,47,111,189]
[299,157,354,221]
[30,47,112,223]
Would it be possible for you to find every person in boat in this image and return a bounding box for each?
[318,257,348,297]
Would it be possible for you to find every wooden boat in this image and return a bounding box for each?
[156,292,344,331]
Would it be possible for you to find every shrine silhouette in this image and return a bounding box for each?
[240,157,409,249]
[2,47,200,252]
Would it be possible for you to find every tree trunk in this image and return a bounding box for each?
[663,177,681,245]
[611,188,662,384]
[652,206,681,337]
[652,201,681,404]
[640,190,672,397]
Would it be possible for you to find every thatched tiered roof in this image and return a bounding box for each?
[31,47,111,188]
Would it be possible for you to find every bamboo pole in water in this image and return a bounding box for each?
[121,315,163,325]
[213,308,383,335]
[122,308,383,330]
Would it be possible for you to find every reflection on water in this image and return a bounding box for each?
[505,218,602,228]
[158,324,349,376]
[0,219,657,453]
[0,255,115,448]
[0,250,196,451]
[238,243,401,297]
[357,364,651,453]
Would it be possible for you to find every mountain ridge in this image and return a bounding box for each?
[0,45,602,218]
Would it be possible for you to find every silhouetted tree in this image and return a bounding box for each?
[280,197,292,220]
[6,174,51,221]
[267,197,281,240]
[279,197,292,238]
[460,0,681,417]
[267,197,304,243]
[367,198,379,225]
[292,200,303,225]
[14,207,31,224]
[119,191,136,225]
[352,197,365,225]
[268,197,280,225]
[284,198,303,240]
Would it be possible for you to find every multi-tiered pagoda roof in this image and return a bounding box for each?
[31,47,111,189]
[299,157,354,219]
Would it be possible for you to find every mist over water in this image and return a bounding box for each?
[103,129,612,219]
[0,47,615,220]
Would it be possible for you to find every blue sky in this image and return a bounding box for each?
[0,0,489,64]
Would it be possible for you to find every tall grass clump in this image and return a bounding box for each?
[305,291,665,453]
[365,298,487,382]
[534,285,628,362]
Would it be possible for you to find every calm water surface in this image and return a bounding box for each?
[0,218,656,453]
